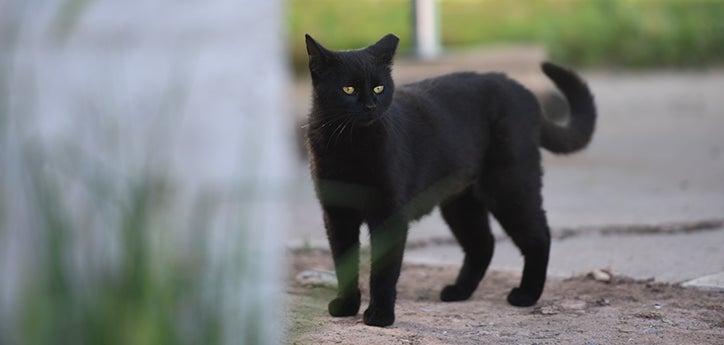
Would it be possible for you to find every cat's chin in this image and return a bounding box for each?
[355,114,384,127]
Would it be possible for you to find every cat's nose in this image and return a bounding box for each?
[365,102,377,110]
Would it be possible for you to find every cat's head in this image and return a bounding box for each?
[305,34,399,125]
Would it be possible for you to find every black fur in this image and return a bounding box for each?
[305,33,596,327]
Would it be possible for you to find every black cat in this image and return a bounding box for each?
[304,33,596,327]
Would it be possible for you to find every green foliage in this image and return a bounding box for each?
[290,0,724,70]
[288,0,412,72]
[535,0,724,67]
[16,150,224,345]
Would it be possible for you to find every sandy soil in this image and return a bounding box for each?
[286,250,724,345]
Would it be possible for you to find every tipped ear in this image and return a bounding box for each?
[305,34,335,76]
[367,33,399,65]
[305,34,333,60]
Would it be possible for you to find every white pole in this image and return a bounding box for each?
[413,0,441,59]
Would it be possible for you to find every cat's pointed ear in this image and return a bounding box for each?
[307,34,337,60]
[366,33,399,65]
[305,34,335,76]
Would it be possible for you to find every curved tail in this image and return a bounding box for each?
[540,62,597,154]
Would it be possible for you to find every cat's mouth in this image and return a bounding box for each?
[355,112,384,126]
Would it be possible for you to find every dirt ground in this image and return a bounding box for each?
[285,250,724,345]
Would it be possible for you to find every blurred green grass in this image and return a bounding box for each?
[289,0,724,71]
[13,148,226,345]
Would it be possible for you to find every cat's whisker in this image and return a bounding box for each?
[336,118,354,145]
[325,119,349,150]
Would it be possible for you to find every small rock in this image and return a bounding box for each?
[560,299,587,310]
[589,269,612,283]
[633,311,663,320]
[646,282,665,293]
[595,298,610,306]
[295,269,337,288]
[536,306,559,315]
[662,318,676,326]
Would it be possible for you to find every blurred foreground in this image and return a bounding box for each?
[1,1,291,344]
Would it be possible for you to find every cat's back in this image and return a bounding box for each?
[401,71,507,92]
[393,71,513,122]
[396,72,511,106]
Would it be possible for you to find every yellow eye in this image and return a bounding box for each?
[373,85,384,94]
[342,86,355,94]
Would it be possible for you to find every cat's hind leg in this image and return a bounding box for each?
[439,187,495,302]
[486,165,551,307]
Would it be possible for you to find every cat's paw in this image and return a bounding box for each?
[440,284,472,302]
[363,305,395,327]
[328,290,361,317]
[506,287,540,307]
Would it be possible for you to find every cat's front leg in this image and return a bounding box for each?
[323,207,363,317]
[364,215,408,327]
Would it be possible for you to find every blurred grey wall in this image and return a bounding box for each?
[1,0,291,343]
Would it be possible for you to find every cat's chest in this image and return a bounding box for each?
[311,148,407,217]
[313,148,387,184]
